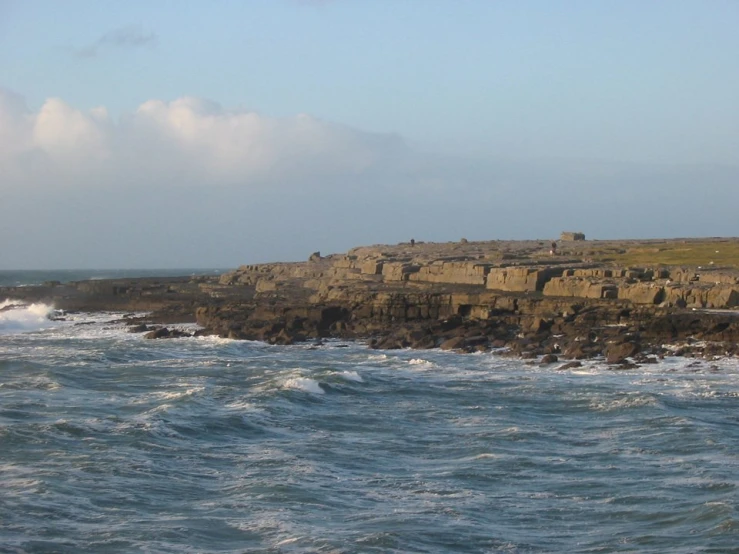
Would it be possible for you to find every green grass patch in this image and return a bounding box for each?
[589,240,739,268]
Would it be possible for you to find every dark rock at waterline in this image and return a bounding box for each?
[605,341,639,364]
[439,336,467,351]
[144,327,192,339]
[634,354,659,364]
[610,361,640,370]
[563,343,590,360]
[145,327,169,339]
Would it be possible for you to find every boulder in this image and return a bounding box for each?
[563,343,589,359]
[605,341,639,364]
[440,336,467,351]
[487,267,563,292]
[144,327,170,339]
[543,277,606,299]
[618,282,664,304]
[143,327,192,339]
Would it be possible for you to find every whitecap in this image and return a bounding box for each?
[142,387,204,402]
[283,377,324,394]
[197,335,235,345]
[274,538,300,547]
[472,453,499,460]
[408,358,435,370]
[589,394,658,412]
[225,399,259,410]
[0,300,57,334]
[498,426,520,435]
[339,370,363,382]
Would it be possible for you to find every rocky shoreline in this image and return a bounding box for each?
[4,236,739,367]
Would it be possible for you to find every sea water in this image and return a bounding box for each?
[0,269,225,288]
[1,273,739,552]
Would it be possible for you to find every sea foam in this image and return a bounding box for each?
[283,377,324,394]
[0,300,56,334]
[339,370,364,382]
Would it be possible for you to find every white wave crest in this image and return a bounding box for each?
[0,300,56,334]
[589,394,659,412]
[472,453,499,460]
[408,358,435,370]
[339,370,363,382]
[225,399,259,411]
[283,377,324,394]
[150,387,205,402]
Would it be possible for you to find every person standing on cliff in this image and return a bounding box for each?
[550,241,557,256]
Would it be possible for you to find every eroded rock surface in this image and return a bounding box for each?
[5,237,739,363]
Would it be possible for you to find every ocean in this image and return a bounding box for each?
[0,269,226,288]
[1,271,738,553]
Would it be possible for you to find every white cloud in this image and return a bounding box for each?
[0,90,406,188]
[33,97,111,162]
[2,88,738,269]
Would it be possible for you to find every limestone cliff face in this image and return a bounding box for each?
[216,240,739,310]
[193,238,739,359]
[6,237,739,361]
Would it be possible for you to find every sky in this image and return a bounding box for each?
[1,0,738,269]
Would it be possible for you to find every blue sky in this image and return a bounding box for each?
[1,1,738,268]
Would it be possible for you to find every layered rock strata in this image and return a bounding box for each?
[4,238,739,364]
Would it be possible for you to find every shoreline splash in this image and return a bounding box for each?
[0,299,57,334]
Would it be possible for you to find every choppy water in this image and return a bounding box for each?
[0,269,225,288]
[2,299,739,552]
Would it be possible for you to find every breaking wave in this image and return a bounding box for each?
[0,299,57,334]
[283,377,325,394]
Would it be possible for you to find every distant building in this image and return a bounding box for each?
[560,232,586,241]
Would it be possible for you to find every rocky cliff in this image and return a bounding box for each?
[5,237,739,365]
[197,238,739,363]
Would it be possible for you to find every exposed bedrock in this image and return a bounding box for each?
[5,237,739,362]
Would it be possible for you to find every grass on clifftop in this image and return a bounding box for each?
[587,239,739,268]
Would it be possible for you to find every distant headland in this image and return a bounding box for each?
[5,235,739,367]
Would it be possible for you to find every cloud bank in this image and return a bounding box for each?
[1,89,738,269]
[0,90,405,190]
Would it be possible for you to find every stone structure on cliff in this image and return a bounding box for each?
[560,231,586,241]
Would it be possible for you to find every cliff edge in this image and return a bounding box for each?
[5,237,739,365]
